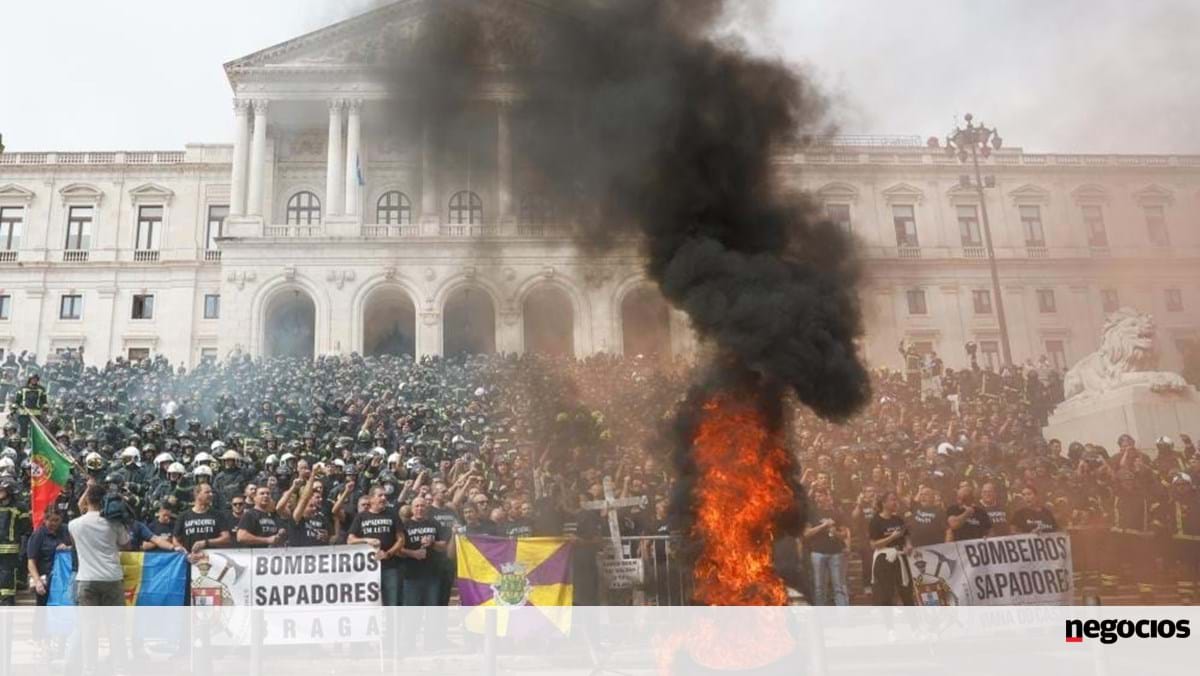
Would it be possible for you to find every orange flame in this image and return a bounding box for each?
[690,393,794,605]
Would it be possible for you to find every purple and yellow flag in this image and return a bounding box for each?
[456,535,573,635]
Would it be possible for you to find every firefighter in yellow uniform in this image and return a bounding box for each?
[11,374,47,441]
[0,477,32,605]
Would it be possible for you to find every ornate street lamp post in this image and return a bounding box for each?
[945,113,1011,366]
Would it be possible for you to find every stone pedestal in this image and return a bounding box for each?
[1043,384,1200,450]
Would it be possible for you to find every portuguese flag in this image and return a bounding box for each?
[30,418,73,529]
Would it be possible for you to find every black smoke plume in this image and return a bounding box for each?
[389,0,871,598]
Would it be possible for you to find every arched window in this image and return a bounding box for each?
[448,191,483,225]
[376,191,412,225]
[286,191,321,225]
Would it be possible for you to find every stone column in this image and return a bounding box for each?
[230,100,251,216]
[325,99,345,216]
[246,100,270,217]
[343,99,363,219]
[420,112,438,230]
[497,100,514,232]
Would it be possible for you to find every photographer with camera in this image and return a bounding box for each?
[68,483,131,605]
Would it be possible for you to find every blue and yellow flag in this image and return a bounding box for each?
[49,550,188,606]
[456,535,573,635]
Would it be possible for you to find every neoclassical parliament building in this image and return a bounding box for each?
[0,1,1197,372]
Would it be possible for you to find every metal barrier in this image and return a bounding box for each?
[597,536,694,606]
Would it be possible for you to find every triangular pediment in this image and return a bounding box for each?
[1071,183,1109,203]
[225,0,574,74]
[1009,183,1051,204]
[129,182,175,204]
[0,184,35,204]
[881,182,924,203]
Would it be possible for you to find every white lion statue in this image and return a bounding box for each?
[1062,307,1190,400]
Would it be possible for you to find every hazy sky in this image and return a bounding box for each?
[3,0,1197,154]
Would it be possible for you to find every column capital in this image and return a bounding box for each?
[328,98,346,113]
[252,99,270,114]
[233,98,252,115]
[345,98,364,113]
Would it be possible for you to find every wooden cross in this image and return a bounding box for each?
[581,476,648,557]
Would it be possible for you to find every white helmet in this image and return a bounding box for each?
[167,462,186,475]
[265,454,279,466]
[0,447,16,461]
[120,446,140,460]
[387,452,401,466]
[0,457,14,473]
[332,459,346,468]
[154,452,175,465]
[193,465,213,478]
[211,440,226,452]
[280,452,296,464]
[220,449,241,462]
[1157,435,1174,448]
[193,452,213,465]
[371,447,387,458]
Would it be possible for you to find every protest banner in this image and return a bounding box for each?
[910,532,1074,606]
[189,544,382,645]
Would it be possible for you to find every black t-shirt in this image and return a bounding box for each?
[148,519,175,537]
[349,510,400,569]
[1012,506,1058,534]
[907,506,947,546]
[502,519,534,538]
[465,520,497,536]
[946,504,993,541]
[289,513,331,547]
[983,505,1010,536]
[237,508,280,548]
[173,508,231,551]
[804,507,847,554]
[868,514,906,547]
[429,506,460,533]
[400,518,447,579]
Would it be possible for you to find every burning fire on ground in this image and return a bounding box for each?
[689,392,797,606]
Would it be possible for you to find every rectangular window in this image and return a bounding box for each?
[1166,288,1184,312]
[980,340,1000,371]
[1082,205,1107,247]
[906,289,927,315]
[200,347,218,363]
[1037,288,1057,313]
[1045,340,1067,370]
[131,294,154,320]
[128,348,150,362]
[136,205,163,250]
[0,294,10,320]
[957,205,982,246]
[59,294,82,320]
[65,205,93,250]
[206,205,229,251]
[825,204,851,233]
[893,205,919,247]
[1145,205,1169,246]
[204,294,221,319]
[1020,205,1045,246]
[1101,288,1120,314]
[972,289,993,314]
[0,207,23,251]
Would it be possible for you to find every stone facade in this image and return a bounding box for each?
[0,1,1198,370]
